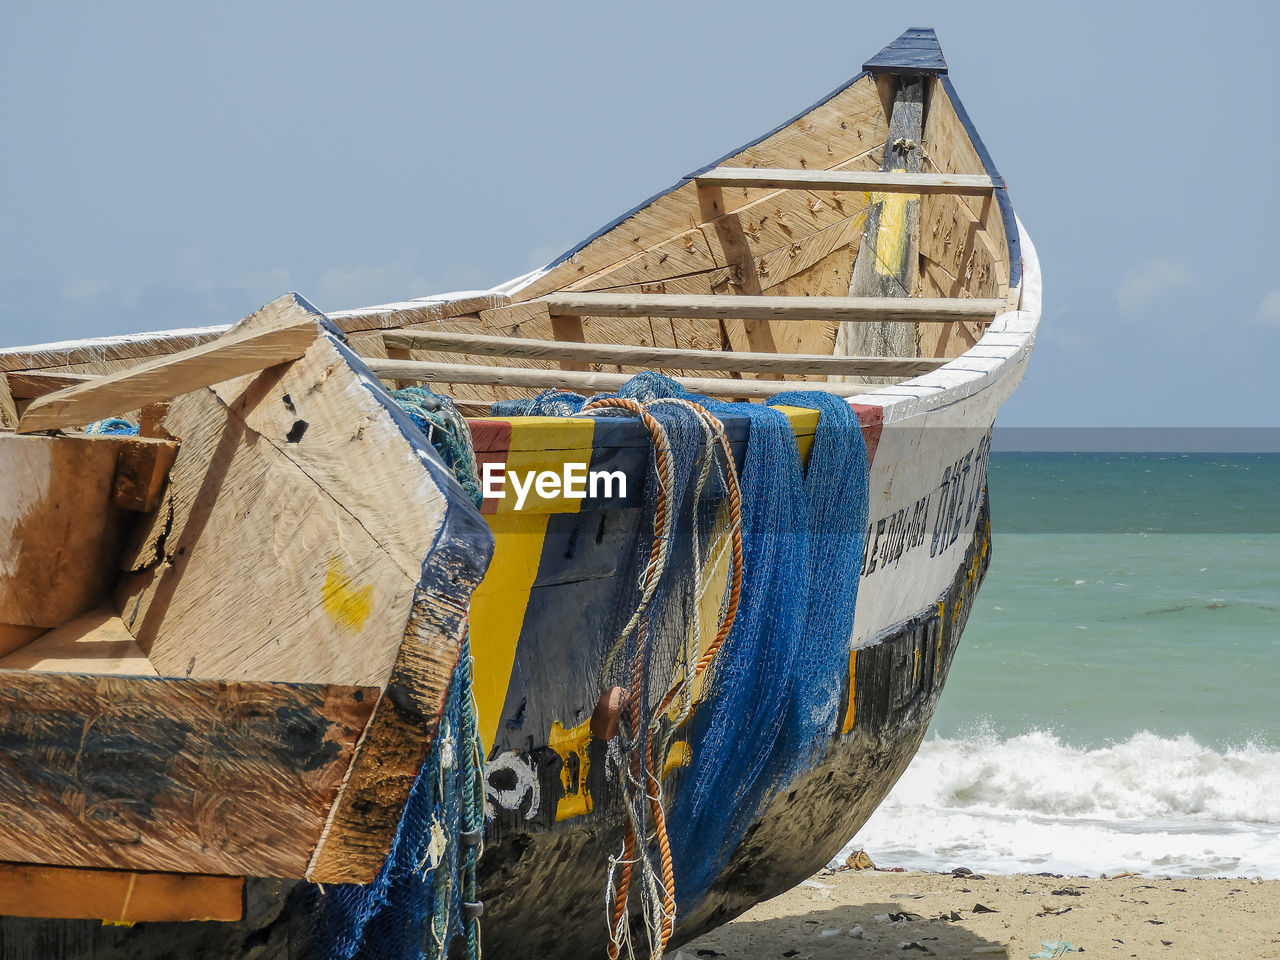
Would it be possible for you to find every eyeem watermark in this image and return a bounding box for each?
[481,462,626,510]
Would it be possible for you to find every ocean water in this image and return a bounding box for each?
[834,453,1280,878]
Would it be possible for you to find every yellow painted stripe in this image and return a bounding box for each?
[872,191,918,278]
[840,649,858,734]
[548,717,593,820]
[772,404,820,466]
[470,417,595,747]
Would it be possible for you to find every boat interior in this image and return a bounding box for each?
[0,34,1020,680]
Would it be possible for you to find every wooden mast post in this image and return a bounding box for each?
[837,27,951,376]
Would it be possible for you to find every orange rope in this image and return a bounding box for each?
[651,401,744,719]
[592,396,743,960]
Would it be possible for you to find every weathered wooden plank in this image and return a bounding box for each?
[18,295,323,434]
[383,329,945,377]
[306,582,472,883]
[514,75,886,301]
[756,246,856,364]
[0,376,17,430]
[540,292,1002,322]
[326,291,509,333]
[920,78,1010,300]
[0,670,375,876]
[6,370,94,398]
[107,301,493,884]
[367,358,887,398]
[0,863,244,922]
[695,168,998,194]
[0,331,221,375]
[0,434,130,635]
[0,606,158,674]
[118,367,419,687]
[112,437,179,512]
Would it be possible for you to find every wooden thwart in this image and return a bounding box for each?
[17,294,323,434]
[694,167,1000,195]
[383,329,947,377]
[538,292,1004,323]
[367,358,888,399]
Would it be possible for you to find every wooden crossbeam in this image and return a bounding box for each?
[366,358,888,399]
[383,329,946,377]
[17,295,321,434]
[694,167,1000,195]
[538,292,1004,323]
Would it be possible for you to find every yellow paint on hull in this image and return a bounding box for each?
[470,417,595,748]
[663,740,692,780]
[548,716,593,820]
[840,649,857,734]
[772,405,820,465]
[871,191,918,278]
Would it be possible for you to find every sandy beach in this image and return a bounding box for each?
[681,864,1279,959]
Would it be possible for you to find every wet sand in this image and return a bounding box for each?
[681,866,1279,959]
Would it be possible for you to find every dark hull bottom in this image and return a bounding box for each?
[0,505,989,960]
[480,497,991,958]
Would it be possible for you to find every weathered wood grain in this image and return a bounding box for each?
[0,606,158,674]
[541,292,1001,322]
[0,670,375,876]
[0,375,16,430]
[0,332,222,376]
[367,358,884,399]
[111,437,179,513]
[5,370,95,398]
[696,168,998,194]
[383,329,944,376]
[117,369,420,687]
[0,434,130,634]
[513,74,886,300]
[18,297,322,434]
[0,863,244,922]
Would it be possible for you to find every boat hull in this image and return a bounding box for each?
[475,375,1008,956]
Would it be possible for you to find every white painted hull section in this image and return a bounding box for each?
[851,220,1040,644]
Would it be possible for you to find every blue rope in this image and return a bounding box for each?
[84,418,139,436]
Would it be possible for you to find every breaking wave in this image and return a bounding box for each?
[832,730,1280,878]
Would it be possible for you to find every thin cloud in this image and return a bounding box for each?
[313,256,433,313]
[1255,290,1280,327]
[1116,259,1193,313]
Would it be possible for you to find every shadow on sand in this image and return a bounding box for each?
[680,899,1011,959]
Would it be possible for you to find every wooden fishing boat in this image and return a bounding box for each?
[0,27,1038,960]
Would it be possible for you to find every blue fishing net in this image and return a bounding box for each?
[493,373,869,911]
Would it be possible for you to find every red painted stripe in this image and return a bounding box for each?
[852,404,884,465]
[468,419,512,515]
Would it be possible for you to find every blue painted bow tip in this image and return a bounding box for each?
[862,26,948,77]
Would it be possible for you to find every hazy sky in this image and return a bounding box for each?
[3,1,1276,428]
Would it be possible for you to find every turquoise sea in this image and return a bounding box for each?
[836,453,1280,878]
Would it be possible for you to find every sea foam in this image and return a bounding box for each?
[831,731,1280,878]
